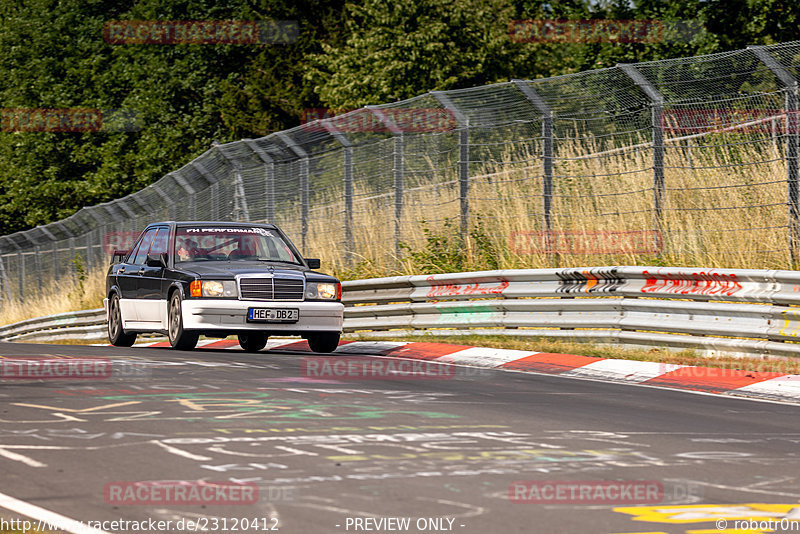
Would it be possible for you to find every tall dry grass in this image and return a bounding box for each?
[305,130,791,277]
[0,265,107,326]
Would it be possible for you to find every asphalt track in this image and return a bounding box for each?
[1,341,800,534]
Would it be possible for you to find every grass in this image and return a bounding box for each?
[0,265,106,327]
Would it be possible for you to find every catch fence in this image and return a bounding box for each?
[2,41,800,302]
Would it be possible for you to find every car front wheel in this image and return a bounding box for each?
[307,332,340,353]
[108,293,137,347]
[168,292,199,350]
[238,333,269,352]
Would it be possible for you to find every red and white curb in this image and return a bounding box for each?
[128,339,800,404]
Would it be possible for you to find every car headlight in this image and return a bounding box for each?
[190,280,237,298]
[306,282,341,300]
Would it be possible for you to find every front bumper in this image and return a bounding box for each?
[181,299,344,332]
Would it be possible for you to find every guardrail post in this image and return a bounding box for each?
[617,65,666,254]
[750,45,800,265]
[513,80,555,258]
[276,133,310,252]
[432,91,470,244]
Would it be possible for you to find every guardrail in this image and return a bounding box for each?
[0,308,106,342]
[342,266,800,358]
[4,266,800,357]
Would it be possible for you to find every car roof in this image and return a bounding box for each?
[147,221,279,230]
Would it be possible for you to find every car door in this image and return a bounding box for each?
[116,230,150,322]
[124,228,157,326]
[137,226,169,326]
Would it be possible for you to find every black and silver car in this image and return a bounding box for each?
[104,222,344,352]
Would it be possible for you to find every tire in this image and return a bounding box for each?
[168,292,199,350]
[307,332,340,353]
[238,333,269,352]
[108,293,137,347]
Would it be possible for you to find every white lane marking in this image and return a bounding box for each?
[0,447,46,467]
[151,440,213,461]
[0,490,112,534]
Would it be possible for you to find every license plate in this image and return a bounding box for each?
[247,308,299,323]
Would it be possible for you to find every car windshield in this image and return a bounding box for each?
[174,226,299,263]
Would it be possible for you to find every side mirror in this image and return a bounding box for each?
[306,258,321,269]
[112,250,128,264]
[146,253,168,268]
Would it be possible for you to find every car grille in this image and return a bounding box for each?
[239,277,304,301]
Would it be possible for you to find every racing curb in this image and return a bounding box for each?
[132,338,800,404]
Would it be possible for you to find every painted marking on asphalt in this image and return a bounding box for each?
[0,489,112,534]
[735,375,800,399]
[384,342,473,360]
[501,352,603,374]
[564,360,686,383]
[436,347,539,367]
[644,367,786,393]
[0,447,46,468]
[151,440,213,461]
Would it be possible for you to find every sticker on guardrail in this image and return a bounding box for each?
[640,269,743,296]
[556,267,624,294]
[423,276,509,298]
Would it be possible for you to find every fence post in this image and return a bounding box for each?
[366,107,406,263]
[276,133,309,252]
[321,122,355,265]
[0,252,11,303]
[750,45,800,265]
[618,65,666,253]
[191,162,221,220]
[39,226,59,286]
[149,184,175,222]
[513,80,554,254]
[432,91,470,243]
[243,139,276,223]
[16,250,23,298]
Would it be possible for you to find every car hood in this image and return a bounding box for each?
[177,262,308,278]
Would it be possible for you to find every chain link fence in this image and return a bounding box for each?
[1,41,800,303]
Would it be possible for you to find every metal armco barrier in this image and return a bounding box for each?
[5,266,800,357]
[341,266,800,358]
[0,308,106,342]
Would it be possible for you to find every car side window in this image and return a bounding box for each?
[131,229,157,265]
[149,228,169,256]
[126,236,144,264]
